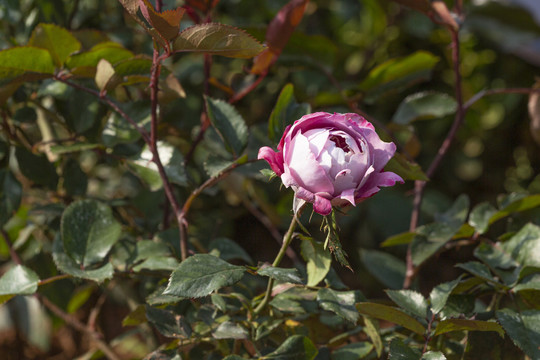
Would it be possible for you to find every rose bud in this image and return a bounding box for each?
[258,112,403,215]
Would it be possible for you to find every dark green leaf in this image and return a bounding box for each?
[360,249,406,289]
[53,234,114,282]
[146,305,191,338]
[301,238,331,286]
[0,265,40,304]
[434,319,504,338]
[212,321,249,339]
[62,158,88,197]
[262,335,318,360]
[132,257,179,272]
[0,169,22,225]
[204,96,248,157]
[173,23,265,58]
[268,83,311,143]
[514,273,540,292]
[435,194,470,228]
[356,302,426,335]
[439,294,475,319]
[29,23,81,67]
[393,91,456,124]
[61,199,122,267]
[15,147,58,189]
[208,237,253,264]
[258,266,303,284]
[317,288,360,323]
[468,202,497,234]
[429,276,463,314]
[331,342,373,360]
[388,338,422,360]
[456,262,501,285]
[496,309,540,359]
[386,289,428,319]
[203,155,235,178]
[474,242,520,285]
[500,223,540,268]
[164,254,245,298]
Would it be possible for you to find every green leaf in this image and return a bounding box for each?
[203,155,235,178]
[173,23,265,58]
[94,59,115,92]
[213,321,249,339]
[29,23,81,67]
[52,234,113,282]
[489,194,540,225]
[362,315,383,358]
[301,238,331,286]
[146,305,191,338]
[392,91,457,124]
[514,273,540,292]
[456,262,501,285]
[0,169,22,225]
[386,289,428,319]
[381,231,415,247]
[258,266,303,284]
[208,237,253,264]
[468,202,497,234]
[268,83,311,143]
[204,96,248,158]
[61,199,122,267]
[429,276,463,314]
[66,42,134,74]
[15,147,58,189]
[360,249,406,289]
[331,342,373,360]
[0,47,55,86]
[388,338,422,360]
[434,319,504,338]
[0,265,40,304]
[50,143,100,155]
[262,335,318,360]
[317,288,360,323]
[129,142,188,191]
[62,158,88,197]
[356,302,426,335]
[496,309,540,359]
[474,242,520,285]
[384,153,429,181]
[421,351,446,360]
[500,223,540,268]
[359,51,440,102]
[164,254,246,298]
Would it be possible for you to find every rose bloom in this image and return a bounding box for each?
[258,112,403,215]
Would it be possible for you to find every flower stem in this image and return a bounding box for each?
[253,212,299,315]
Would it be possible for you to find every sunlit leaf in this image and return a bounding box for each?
[268,83,311,143]
[429,275,463,314]
[262,335,317,360]
[317,288,360,323]
[0,47,55,86]
[386,289,428,319]
[356,302,426,335]
[173,23,265,58]
[388,338,422,359]
[258,266,303,284]
[496,308,540,359]
[301,238,331,287]
[500,223,540,268]
[434,319,504,337]
[393,92,457,124]
[468,202,497,234]
[0,265,40,304]
[29,23,81,67]
[213,321,248,340]
[61,199,122,267]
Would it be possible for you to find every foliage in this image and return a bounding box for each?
[0,0,539,359]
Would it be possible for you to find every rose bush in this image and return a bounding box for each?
[259,112,403,215]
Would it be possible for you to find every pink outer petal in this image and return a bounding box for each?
[258,146,284,176]
[359,128,397,172]
[356,171,404,201]
[313,195,332,216]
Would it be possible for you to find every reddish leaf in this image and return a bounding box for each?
[251,0,309,74]
[185,0,220,13]
[138,0,185,41]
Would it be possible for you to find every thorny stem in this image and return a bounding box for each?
[253,211,299,315]
[404,27,465,289]
[423,313,437,353]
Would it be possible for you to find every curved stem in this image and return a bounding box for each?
[253,212,299,315]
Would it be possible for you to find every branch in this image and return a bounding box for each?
[404,28,465,289]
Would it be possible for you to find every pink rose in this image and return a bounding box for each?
[258,112,403,215]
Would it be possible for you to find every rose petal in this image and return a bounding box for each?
[258,146,285,176]
[359,128,397,172]
[313,194,332,215]
[356,171,404,200]
[285,132,334,194]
